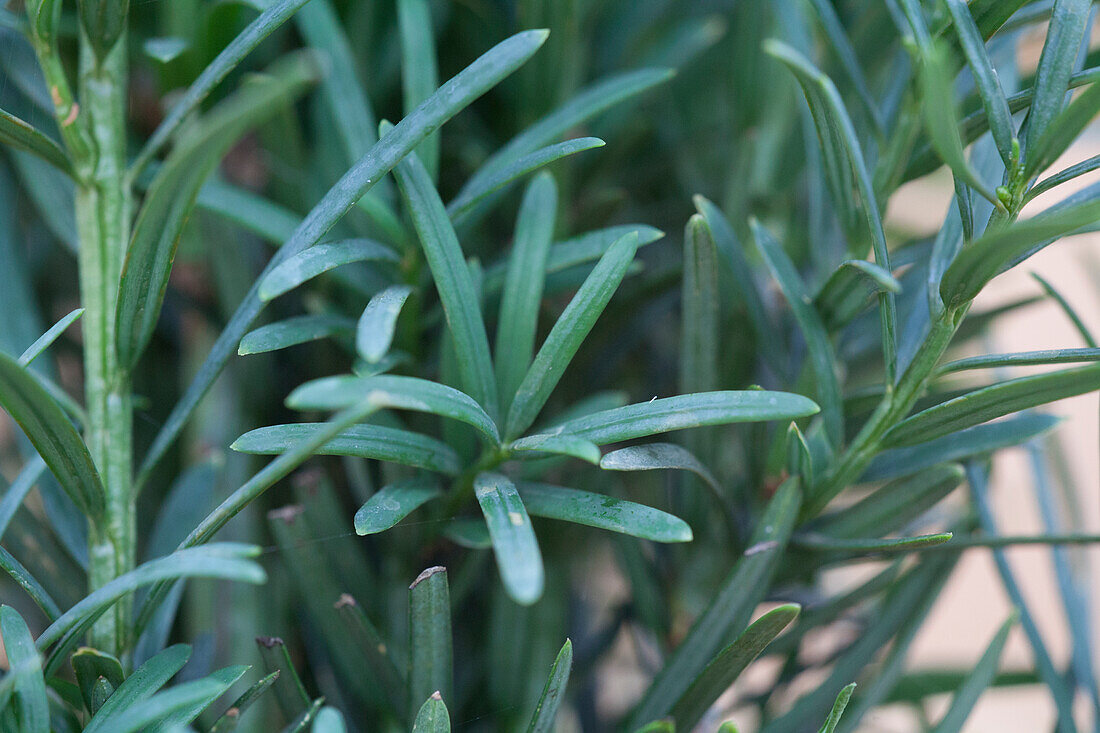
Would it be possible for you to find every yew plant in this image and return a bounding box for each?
[1,0,1099,731]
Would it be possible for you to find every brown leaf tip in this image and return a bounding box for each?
[410,565,447,589]
[266,504,305,524]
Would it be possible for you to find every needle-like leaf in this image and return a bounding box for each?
[412,692,451,733]
[1022,0,1091,165]
[233,423,461,475]
[474,472,544,605]
[517,481,692,543]
[288,374,499,443]
[526,639,572,733]
[354,478,444,534]
[357,285,414,363]
[408,567,453,720]
[0,350,104,518]
[258,239,398,302]
[670,604,800,730]
[930,615,1016,733]
[238,314,355,355]
[751,219,842,444]
[0,605,48,731]
[504,232,639,438]
[397,0,440,179]
[0,106,72,174]
[944,0,1016,167]
[628,478,801,728]
[17,307,83,366]
[447,138,604,224]
[394,149,499,418]
[883,363,1100,447]
[528,391,819,446]
[495,173,557,411]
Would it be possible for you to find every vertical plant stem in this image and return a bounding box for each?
[75,34,134,657]
[805,307,965,517]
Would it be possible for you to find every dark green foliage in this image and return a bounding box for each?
[1,0,1099,731]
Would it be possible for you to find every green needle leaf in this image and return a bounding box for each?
[0,605,48,732]
[862,414,1059,482]
[288,374,499,444]
[817,464,964,538]
[495,173,557,411]
[72,647,124,716]
[394,149,499,418]
[628,478,802,728]
[763,40,897,378]
[883,363,1100,447]
[457,68,673,203]
[517,481,692,543]
[447,138,604,224]
[944,0,1016,167]
[599,443,722,498]
[354,478,444,534]
[0,547,61,622]
[78,645,191,732]
[333,595,407,718]
[0,350,105,519]
[397,0,440,179]
[940,198,1100,307]
[526,639,572,733]
[935,347,1100,375]
[1026,80,1100,180]
[1022,0,1091,165]
[207,671,280,732]
[509,433,601,464]
[906,24,1004,208]
[412,692,451,733]
[408,567,453,720]
[238,314,355,355]
[87,670,246,733]
[474,472,544,605]
[483,225,664,297]
[791,532,954,555]
[0,106,72,174]
[751,219,842,445]
[670,604,800,730]
[256,636,310,723]
[504,232,639,438]
[233,423,461,475]
[681,214,719,397]
[258,239,398,301]
[817,683,856,733]
[527,391,819,446]
[814,260,900,331]
[357,285,414,363]
[17,307,83,367]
